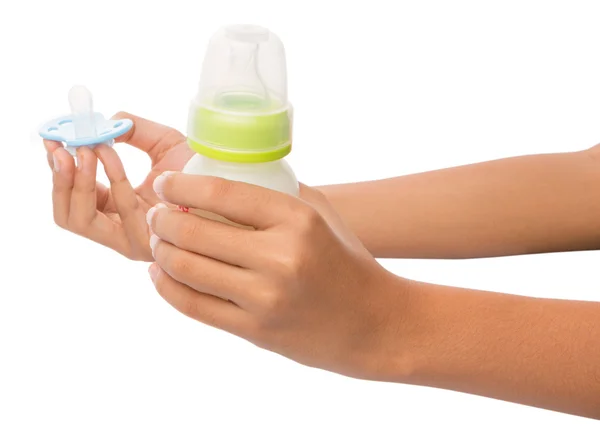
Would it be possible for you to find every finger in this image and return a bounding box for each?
[49,145,135,256]
[153,173,300,230]
[51,147,76,228]
[148,206,265,268]
[151,236,260,310]
[111,112,185,162]
[149,263,252,336]
[135,187,161,208]
[43,139,63,170]
[67,148,130,253]
[44,140,110,214]
[68,147,99,230]
[95,144,150,256]
[96,182,111,212]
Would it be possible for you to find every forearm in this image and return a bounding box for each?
[318,148,600,258]
[382,277,600,418]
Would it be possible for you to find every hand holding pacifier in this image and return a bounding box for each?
[39,86,132,155]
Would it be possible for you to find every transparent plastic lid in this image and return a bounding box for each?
[194,24,288,114]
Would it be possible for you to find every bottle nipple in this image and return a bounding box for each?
[214,36,270,111]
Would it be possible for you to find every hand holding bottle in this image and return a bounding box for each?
[146,172,408,379]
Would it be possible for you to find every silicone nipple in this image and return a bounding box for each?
[214,26,271,111]
[68,85,96,139]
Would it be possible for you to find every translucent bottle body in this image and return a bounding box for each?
[182,154,299,196]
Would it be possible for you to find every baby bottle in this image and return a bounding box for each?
[182,25,299,200]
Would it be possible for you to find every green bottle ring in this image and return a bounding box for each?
[187,104,292,163]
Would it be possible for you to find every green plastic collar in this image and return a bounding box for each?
[187,105,292,163]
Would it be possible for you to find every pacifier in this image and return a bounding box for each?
[39,86,133,156]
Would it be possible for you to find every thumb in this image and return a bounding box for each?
[111,112,186,162]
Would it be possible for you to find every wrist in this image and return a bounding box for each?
[352,270,425,382]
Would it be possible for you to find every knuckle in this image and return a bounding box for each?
[275,251,304,280]
[111,111,132,120]
[257,289,289,323]
[203,177,233,202]
[271,232,312,279]
[262,289,283,312]
[270,235,311,280]
[295,205,323,234]
[66,216,86,235]
[156,129,186,150]
[109,171,130,187]
[200,308,223,329]
[176,219,202,243]
[252,189,272,212]
[168,254,193,277]
[184,297,223,329]
[179,298,199,319]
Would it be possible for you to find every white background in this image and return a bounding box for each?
[2,0,600,431]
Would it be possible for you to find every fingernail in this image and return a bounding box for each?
[148,263,159,282]
[52,152,60,173]
[146,203,167,226]
[149,234,160,256]
[153,171,176,199]
[43,141,52,153]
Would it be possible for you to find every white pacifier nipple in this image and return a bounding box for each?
[68,85,96,140]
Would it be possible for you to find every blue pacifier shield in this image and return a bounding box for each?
[39,114,132,147]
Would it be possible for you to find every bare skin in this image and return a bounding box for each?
[45,113,600,419]
[43,112,193,260]
[319,148,600,258]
